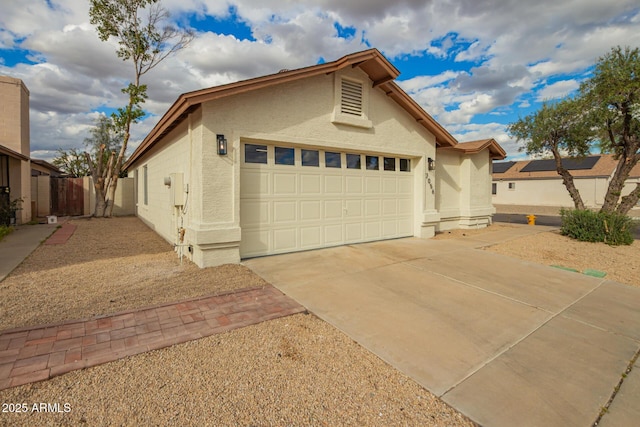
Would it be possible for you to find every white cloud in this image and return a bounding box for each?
[0,0,638,161]
[536,79,580,101]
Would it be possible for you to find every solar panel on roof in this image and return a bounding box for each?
[493,161,516,173]
[520,156,600,172]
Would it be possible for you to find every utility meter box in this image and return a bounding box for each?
[170,173,184,206]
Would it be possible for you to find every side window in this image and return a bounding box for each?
[302,149,319,167]
[508,182,516,190]
[325,152,341,168]
[383,157,396,171]
[143,165,148,205]
[366,155,379,170]
[492,183,497,195]
[275,147,294,165]
[245,144,268,164]
[400,158,410,172]
[346,154,361,169]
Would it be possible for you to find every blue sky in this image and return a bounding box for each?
[1,0,639,161]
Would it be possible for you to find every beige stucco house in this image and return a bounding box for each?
[492,155,640,210]
[125,49,505,268]
[0,75,31,224]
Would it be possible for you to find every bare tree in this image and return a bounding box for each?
[88,0,193,216]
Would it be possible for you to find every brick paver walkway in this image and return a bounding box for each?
[0,286,305,390]
[44,223,77,245]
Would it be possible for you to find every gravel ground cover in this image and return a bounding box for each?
[2,217,637,425]
[0,217,268,331]
[0,217,473,426]
[0,313,471,426]
[434,224,639,287]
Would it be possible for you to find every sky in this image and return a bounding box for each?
[1,0,639,162]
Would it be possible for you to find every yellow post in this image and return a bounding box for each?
[526,214,536,226]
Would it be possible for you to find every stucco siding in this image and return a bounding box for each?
[132,118,194,247]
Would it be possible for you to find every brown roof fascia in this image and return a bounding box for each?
[125,48,456,168]
[126,49,393,168]
[31,159,62,173]
[0,144,29,161]
[438,139,507,160]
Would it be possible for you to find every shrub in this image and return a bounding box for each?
[0,197,22,227]
[0,225,13,241]
[560,208,636,246]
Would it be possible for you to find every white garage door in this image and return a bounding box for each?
[240,143,414,258]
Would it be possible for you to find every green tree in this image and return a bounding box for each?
[88,0,193,217]
[52,115,124,178]
[52,148,91,178]
[508,98,594,210]
[508,46,640,215]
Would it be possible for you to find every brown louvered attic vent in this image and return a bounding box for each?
[341,80,363,116]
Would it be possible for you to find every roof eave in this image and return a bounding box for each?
[0,144,30,161]
[125,48,457,169]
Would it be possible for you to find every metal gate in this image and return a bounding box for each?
[50,178,84,216]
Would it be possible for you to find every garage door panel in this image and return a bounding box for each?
[344,199,362,217]
[346,176,363,194]
[273,201,297,223]
[398,218,413,234]
[383,177,397,194]
[273,173,297,195]
[300,174,321,194]
[365,176,381,193]
[300,200,321,221]
[398,198,413,215]
[273,228,297,251]
[241,200,269,225]
[382,199,397,216]
[365,221,381,239]
[241,229,269,256]
[324,224,343,244]
[345,222,363,242]
[300,226,321,248]
[324,200,343,219]
[382,220,398,237]
[324,175,343,193]
[398,177,412,194]
[243,171,269,196]
[365,199,380,216]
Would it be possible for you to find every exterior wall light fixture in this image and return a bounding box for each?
[428,157,435,171]
[217,134,227,155]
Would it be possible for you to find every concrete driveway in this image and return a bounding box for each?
[244,228,640,427]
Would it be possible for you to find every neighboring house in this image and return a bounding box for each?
[492,155,640,210]
[0,75,31,224]
[125,49,505,268]
[31,159,63,178]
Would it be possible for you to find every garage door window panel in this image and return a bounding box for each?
[384,157,396,171]
[302,149,319,167]
[275,147,295,165]
[347,154,361,169]
[400,158,411,172]
[245,144,268,164]
[325,152,341,168]
[366,156,379,170]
